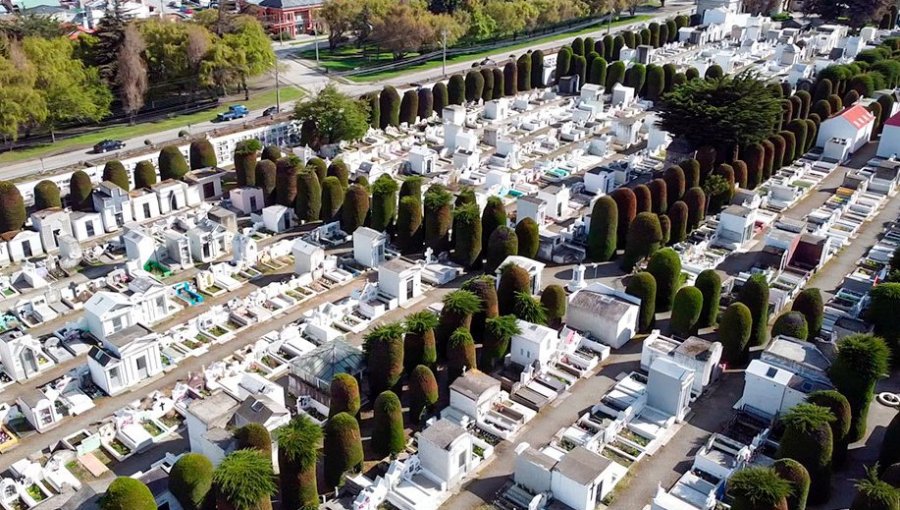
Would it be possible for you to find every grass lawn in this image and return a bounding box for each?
[300,15,651,82]
[0,87,305,166]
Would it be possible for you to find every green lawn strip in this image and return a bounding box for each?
[0,87,305,165]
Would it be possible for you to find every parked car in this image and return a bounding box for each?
[262,106,279,117]
[93,139,125,153]
[216,105,249,122]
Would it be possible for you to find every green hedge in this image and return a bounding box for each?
[433,82,449,115]
[33,180,61,210]
[380,86,401,128]
[189,139,216,170]
[481,196,508,260]
[101,477,156,510]
[771,311,809,341]
[606,61,626,90]
[532,50,545,88]
[404,311,439,371]
[485,226,518,274]
[306,157,327,183]
[626,272,657,333]
[447,327,477,383]
[498,264,531,316]
[648,178,667,214]
[396,195,423,254]
[777,404,835,503]
[372,391,406,456]
[634,184,652,213]
[329,373,361,417]
[102,160,130,191]
[424,184,453,250]
[465,70,485,102]
[808,390,852,469]
[234,139,261,187]
[515,217,540,259]
[324,413,364,488]
[436,290,481,359]
[159,146,189,181]
[504,61,518,96]
[611,187,636,247]
[327,160,350,189]
[452,203,482,268]
[773,458,810,510]
[321,176,344,223]
[256,160,277,206]
[341,184,369,234]
[69,170,94,211]
[409,365,439,423]
[830,334,890,442]
[664,166,686,206]
[739,274,770,348]
[0,182,25,234]
[363,322,405,400]
[133,160,158,189]
[276,416,322,510]
[621,212,663,271]
[462,276,499,341]
[868,283,900,354]
[295,171,322,223]
[720,302,752,364]
[169,453,213,510]
[727,467,791,510]
[235,423,272,457]
[364,92,380,128]
[695,269,722,328]
[540,284,567,326]
[418,87,434,120]
[400,90,419,125]
[261,145,281,163]
[647,248,682,312]
[671,286,703,337]
[213,450,275,510]
[588,195,618,262]
[371,175,399,232]
[684,186,706,231]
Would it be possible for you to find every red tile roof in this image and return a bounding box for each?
[885,110,900,128]
[838,104,875,129]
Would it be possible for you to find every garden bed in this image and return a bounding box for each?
[142,420,164,437]
[26,484,46,502]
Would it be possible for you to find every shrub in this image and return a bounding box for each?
[169,453,213,510]
[498,263,531,316]
[493,67,505,99]
[433,82,449,115]
[540,284,567,327]
[133,160,158,189]
[852,466,899,510]
[611,187,637,247]
[329,373,361,417]
[417,87,433,121]
[879,412,900,471]
[626,272,657,333]
[234,139,261,187]
[465,70,485,102]
[409,365,439,423]
[235,423,272,457]
[648,178,667,214]
[685,67,700,80]
[371,175,399,232]
[503,61,517,96]
[275,156,302,207]
[773,458,810,510]
[868,283,900,354]
[33,180,61,210]
[0,182,25,234]
[485,226,518,274]
[328,160,350,189]
[777,404,835,503]
[404,310,439,371]
[671,286,703,337]
[647,248,682,312]
[463,276,499,340]
[452,203,482,268]
[101,160,129,191]
[424,184,453,250]
[648,22,660,47]
[634,184,652,213]
[720,302,753,364]
[808,390,852,469]
[667,201,688,245]
[830,334,891,442]
[743,143,764,189]
[400,90,418,125]
[664,166,686,206]
[739,274,770,348]
[69,170,94,211]
[731,160,749,189]
[306,157,327,183]
[379,86,401,128]
[372,391,406,457]
[189,139,216,170]
[727,466,791,510]
[363,322,405,400]
[589,57,607,85]
[684,186,706,231]
[483,314,520,369]
[693,269,723,328]
[261,144,281,163]
[572,55,587,90]
[324,413,363,488]
[771,311,809,341]
[447,327,477,383]
[624,64,647,94]
[481,196,508,261]
[436,290,481,359]
[100,477,156,510]
[364,92,380,128]
[213,450,276,510]
[531,50,545,88]
[588,195,618,261]
[518,54,532,92]
[556,47,572,81]
[276,415,322,510]
[295,171,322,223]
[341,184,369,234]
[256,160,277,206]
[606,61,626,90]
[621,212,663,271]
[515,217,540,259]
[646,64,665,100]
[659,214,671,245]
[396,196,423,254]
[612,35,624,60]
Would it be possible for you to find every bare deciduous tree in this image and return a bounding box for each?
[117,23,148,124]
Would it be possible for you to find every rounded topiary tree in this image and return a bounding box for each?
[447,327,477,383]
[463,276,499,341]
[103,160,130,191]
[589,57,607,85]
[740,274,770,348]
[664,166,686,207]
[324,412,364,489]
[556,47,572,82]
[646,64,665,100]
[321,176,344,223]
[830,334,890,442]
[256,160,277,206]
[341,184,369,234]
[373,390,406,457]
[634,184,652,214]
[363,322,405,400]
[33,180,61,210]
[295,171,322,223]
[659,214,671,245]
[369,174,398,232]
[328,160,350,189]
[481,196,508,261]
[679,159,701,189]
[868,283,900,354]
[541,284,567,328]
[276,415,322,510]
[448,74,466,105]
[133,160,157,189]
[396,196,423,254]
[667,201,688,245]
[404,310,439,371]
[234,139,261,188]
[213,450,276,510]
[330,373,361,417]
[424,184,453,251]
[695,269,722,329]
[648,178,668,214]
[727,466,791,510]
[169,453,213,510]
[69,170,94,212]
[647,248,682,312]
[452,203,482,268]
[791,287,825,338]
[418,87,434,120]
[492,68,505,100]
[433,82,449,115]
[234,423,272,457]
[611,187,636,247]
[773,458,810,510]
[731,160,749,189]
[503,61,517,96]
[621,212,663,271]
[485,226,518,274]
[261,145,281,163]
[100,477,156,510]
[531,50,545,88]
[515,217,540,259]
[588,195,618,262]
[275,156,301,207]
[684,186,706,231]
[808,390,852,469]
[306,157,327,184]
[852,467,899,510]
[380,86,401,128]
[607,61,626,90]
[671,286,703,337]
[436,290,481,359]
[465,70,485,103]
[498,263,531,316]
[0,182,25,234]
[624,63,647,94]
[188,139,216,170]
[480,68,495,102]
[777,403,835,503]
[364,92,380,128]
[720,302,753,365]
[409,364,439,423]
[483,314,520,369]
[771,311,809,341]
[626,272,657,333]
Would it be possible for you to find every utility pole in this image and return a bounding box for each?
[442,28,448,76]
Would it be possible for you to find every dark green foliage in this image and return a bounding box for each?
[659,214,671,245]
[612,35,624,60]
[169,454,214,510]
[621,212,663,271]
[330,373,361,417]
[664,166,686,206]
[705,65,723,81]
[648,23,660,47]
[371,175,399,232]
[780,130,797,165]
[213,450,276,510]
[277,415,323,510]
[624,64,646,93]
[433,82,449,115]
[481,68,494,102]
[727,467,791,510]
[159,145,189,181]
[851,466,899,510]
[850,73,877,97]
[364,92,380,128]
[436,290,481,359]
[400,90,418,125]
[492,68,504,99]
[671,286,703,337]
[606,61,626,90]
[587,195,617,261]
[256,160,277,206]
[879,412,900,471]
[686,67,700,81]
[465,70,484,102]
[773,458,810,510]
[695,269,722,329]
[557,47,572,82]
[235,423,272,457]
[380,86,401,128]
[261,145,281,163]
[646,64,665,100]
[731,160,749,189]
[740,274,770,348]
[720,302,753,364]
[456,187,475,205]
[572,56,587,90]
[589,57,608,85]
[447,327,476,383]
[844,89,861,106]
[531,50,545,88]
[341,184,369,234]
[504,61,518,96]
[518,54,532,92]
[481,196,508,262]
[647,248,682,312]
[763,139,778,180]
[808,390,852,469]
[744,143,764,189]
[540,284,567,327]
[189,139,216,170]
[424,184,453,250]
[404,311,439,371]
[452,203,482,268]
[100,477,156,510]
[668,201,688,245]
[486,226,518,274]
[571,37,584,56]
[611,187,637,247]
[275,156,301,207]
[600,35,613,60]
[463,276,499,341]
[306,157,327,184]
[789,288,823,340]
[513,291,547,325]
[663,63,677,92]
[666,20,677,43]
[498,263,531,316]
[828,94,843,115]
[787,120,808,159]
[830,334,891,442]
[33,180,61,210]
[409,365,438,423]
[324,413,363,488]
[69,170,94,211]
[295,171,322,223]
[627,272,657,333]
[772,312,809,341]
[634,184,652,214]
[363,322,405,400]
[483,315,520,369]
[811,98,832,120]
[0,182,25,234]
[680,159,701,189]
[777,404,835,503]
[396,196,423,254]
[684,186,706,230]
[321,176,344,223]
[658,23,669,48]
[516,217,540,259]
[233,140,260,188]
[868,283,900,354]
[648,178,667,214]
[373,391,406,457]
[328,160,350,189]
[102,160,130,191]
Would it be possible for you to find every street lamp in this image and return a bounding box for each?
[442,28,448,77]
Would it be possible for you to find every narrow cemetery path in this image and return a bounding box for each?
[0,277,366,472]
